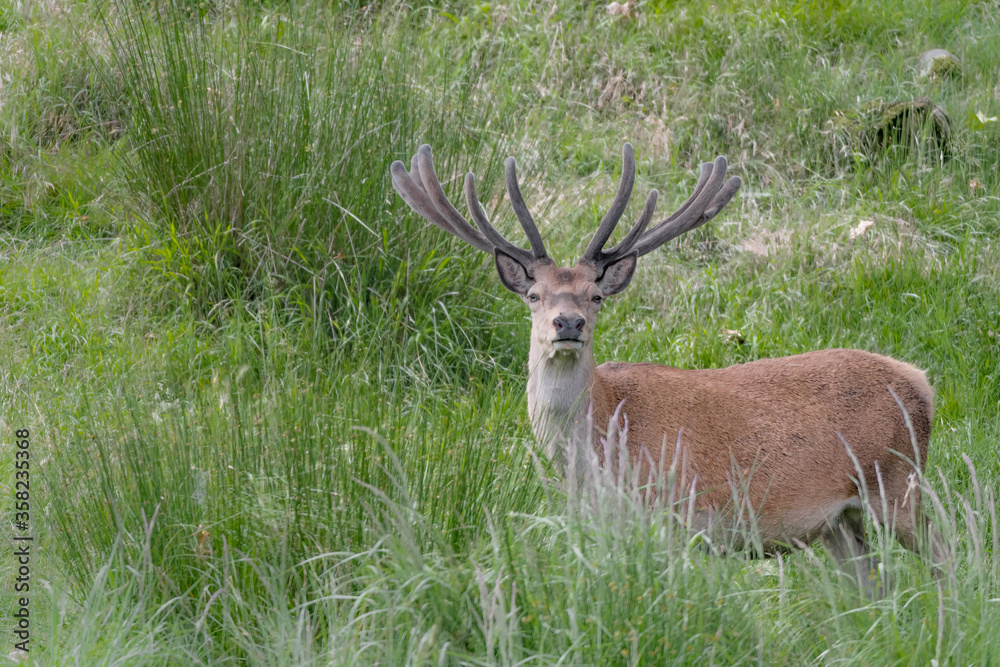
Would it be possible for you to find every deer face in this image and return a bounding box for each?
[494,251,638,357]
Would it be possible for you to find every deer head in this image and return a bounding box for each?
[389,143,742,361]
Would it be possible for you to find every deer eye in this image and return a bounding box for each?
[592,295,603,304]
[528,294,539,303]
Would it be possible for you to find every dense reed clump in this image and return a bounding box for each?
[106,0,529,380]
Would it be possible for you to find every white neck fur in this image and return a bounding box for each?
[526,343,596,479]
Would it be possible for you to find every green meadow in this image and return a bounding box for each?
[1,0,999,663]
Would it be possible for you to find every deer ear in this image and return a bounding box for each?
[596,253,637,295]
[494,250,534,295]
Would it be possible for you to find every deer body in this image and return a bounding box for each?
[390,142,936,577]
[531,343,932,551]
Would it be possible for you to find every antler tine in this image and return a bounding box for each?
[504,157,549,260]
[391,145,551,269]
[702,175,742,220]
[631,156,741,257]
[463,173,538,268]
[390,160,455,234]
[602,188,658,258]
[408,152,424,198]
[390,148,492,253]
[413,145,496,252]
[583,143,636,261]
[657,160,714,228]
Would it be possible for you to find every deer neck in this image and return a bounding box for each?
[527,343,597,476]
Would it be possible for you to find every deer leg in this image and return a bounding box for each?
[821,507,880,597]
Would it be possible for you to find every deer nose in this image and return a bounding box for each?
[553,314,586,337]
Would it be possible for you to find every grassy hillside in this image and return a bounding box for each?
[2,0,999,663]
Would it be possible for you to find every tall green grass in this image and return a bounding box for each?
[0,3,122,240]
[38,0,547,596]
[34,412,1000,664]
[2,0,999,663]
[106,0,531,383]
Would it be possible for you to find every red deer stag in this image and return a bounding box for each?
[390,143,935,582]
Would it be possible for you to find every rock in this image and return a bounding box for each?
[859,97,952,158]
[827,97,953,164]
[918,49,961,80]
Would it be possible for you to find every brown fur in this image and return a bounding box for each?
[511,259,936,560]
[590,348,933,551]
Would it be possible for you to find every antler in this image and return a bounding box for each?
[579,144,742,273]
[389,144,550,272]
